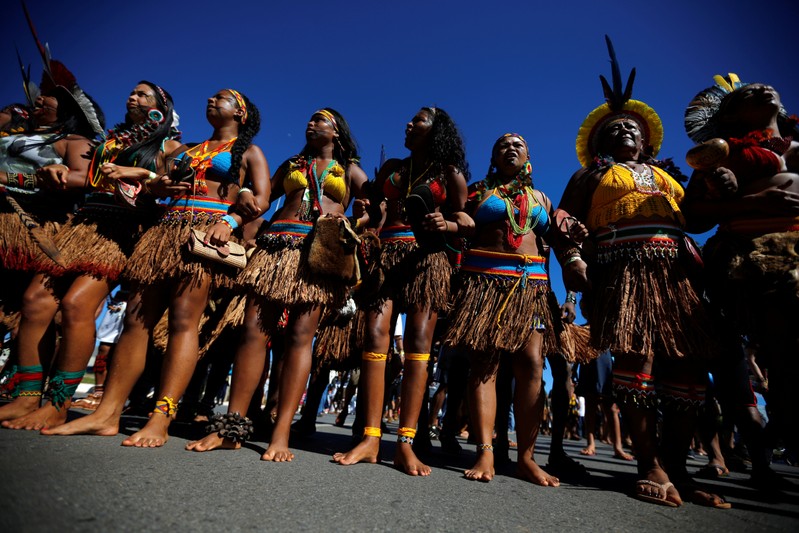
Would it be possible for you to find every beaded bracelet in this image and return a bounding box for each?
[565,292,578,304]
[564,255,582,266]
[238,187,253,196]
[221,214,240,229]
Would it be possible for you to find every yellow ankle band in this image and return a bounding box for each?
[397,427,417,438]
[362,351,387,361]
[405,352,430,361]
[363,426,382,438]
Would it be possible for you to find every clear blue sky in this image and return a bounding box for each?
[4,0,796,388]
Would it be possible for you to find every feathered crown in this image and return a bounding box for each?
[684,74,748,143]
[19,1,105,139]
[575,36,663,167]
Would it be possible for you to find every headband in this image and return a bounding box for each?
[314,109,338,131]
[227,89,248,125]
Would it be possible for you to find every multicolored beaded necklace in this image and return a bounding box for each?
[185,138,237,195]
[483,161,540,249]
[295,156,343,220]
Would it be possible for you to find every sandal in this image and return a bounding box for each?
[635,480,681,508]
[696,463,729,479]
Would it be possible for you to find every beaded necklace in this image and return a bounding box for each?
[615,162,664,196]
[297,157,343,220]
[406,159,434,197]
[185,138,237,195]
[484,162,540,249]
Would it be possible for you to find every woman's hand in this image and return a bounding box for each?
[146,176,191,198]
[422,211,448,232]
[560,301,577,324]
[703,167,738,198]
[36,164,70,189]
[204,221,232,247]
[101,163,149,181]
[235,188,261,218]
[563,259,589,293]
[352,197,370,218]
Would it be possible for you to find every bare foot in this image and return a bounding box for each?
[517,455,560,487]
[121,414,171,448]
[613,448,634,461]
[332,436,380,465]
[580,446,596,456]
[464,450,494,482]
[2,401,68,431]
[394,442,431,476]
[635,468,682,507]
[261,441,295,462]
[0,396,41,422]
[186,432,240,452]
[41,410,119,436]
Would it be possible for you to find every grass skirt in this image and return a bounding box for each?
[0,188,78,274]
[445,250,552,359]
[312,302,363,372]
[124,196,239,290]
[239,220,347,308]
[53,193,161,282]
[365,225,451,312]
[585,224,716,359]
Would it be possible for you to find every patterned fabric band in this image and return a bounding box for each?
[612,370,657,409]
[266,220,314,238]
[397,427,417,438]
[478,443,494,451]
[362,351,388,362]
[461,249,548,282]
[405,353,430,361]
[153,396,178,416]
[226,89,248,125]
[13,364,44,398]
[363,426,382,438]
[161,195,232,226]
[659,380,707,411]
[44,369,85,409]
[594,222,682,264]
[379,225,416,243]
[398,435,414,445]
[721,216,799,234]
[314,109,338,131]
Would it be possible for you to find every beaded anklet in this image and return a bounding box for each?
[153,396,178,416]
[478,443,494,452]
[397,426,417,445]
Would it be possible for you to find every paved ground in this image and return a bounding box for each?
[0,409,797,532]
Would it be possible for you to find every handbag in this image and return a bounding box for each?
[187,229,247,269]
[307,215,361,285]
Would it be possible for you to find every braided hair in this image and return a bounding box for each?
[113,80,176,171]
[422,107,470,182]
[229,91,261,184]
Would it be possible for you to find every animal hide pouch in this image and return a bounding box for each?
[307,215,361,285]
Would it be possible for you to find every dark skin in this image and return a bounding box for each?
[462,136,582,485]
[333,109,470,475]
[186,111,368,459]
[42,90,270,445]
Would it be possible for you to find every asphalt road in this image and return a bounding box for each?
[0,410,797,532]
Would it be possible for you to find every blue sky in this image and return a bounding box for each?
[3,1,796,385]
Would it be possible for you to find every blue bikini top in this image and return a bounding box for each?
[176,150,237,184]
[473,192,550,237]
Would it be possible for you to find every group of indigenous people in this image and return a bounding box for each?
[1,32,796,511]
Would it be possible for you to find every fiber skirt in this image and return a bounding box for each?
[364,225,451,313]
[585,222,716,359]
[124,195,240,289]
[0,188,78,274]
[445,249,553,356]
[53,193,161,282]
[239,220,347,308]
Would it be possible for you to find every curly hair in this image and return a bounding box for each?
[421,106,470,182]
[228,90,261,185]
[113,80,176,171]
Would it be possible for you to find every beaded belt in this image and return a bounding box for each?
[461,249,547,282]
[256,219,312,249]
[162,195,231,224]
[379,225,416,243]
[594,222,682,263]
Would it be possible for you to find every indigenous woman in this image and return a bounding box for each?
[1,82,179,430]
[683,75,799,484]
[0,79,101,423]
[445,133,583,484]
[333,107,470,475]
[45,89,269,447]
[558,38,727,508]
[186,108,367,460]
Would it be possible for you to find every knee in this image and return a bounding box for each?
[60,294,95,326]
[168,307,200,335]
[21,282,57,322]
